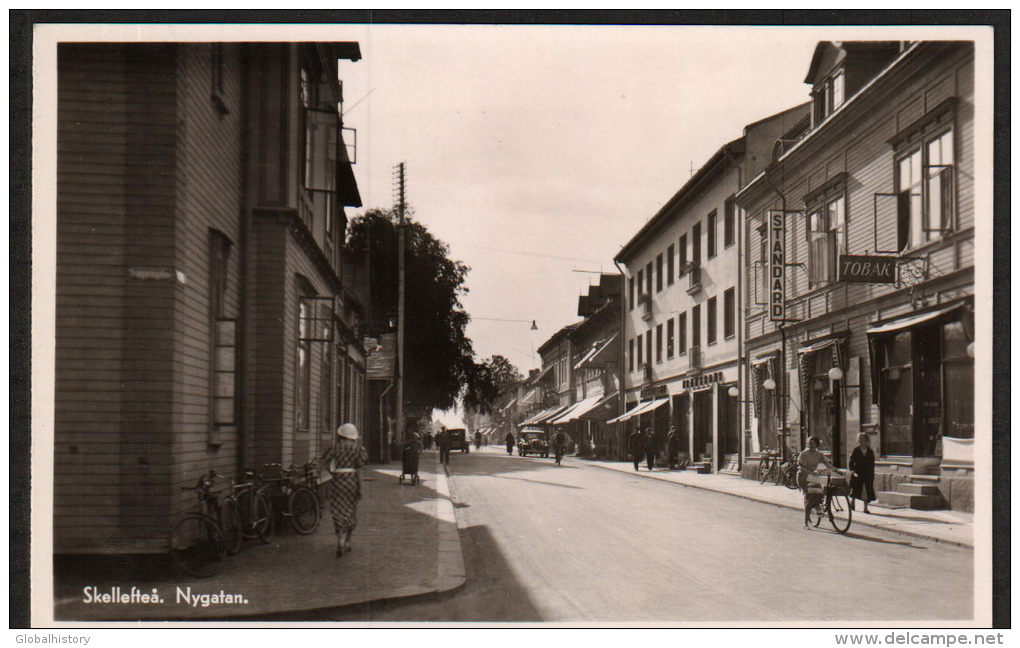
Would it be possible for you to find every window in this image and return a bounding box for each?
[692,222,702,264]
[707,296,717,345]
[629,338,635,372]
[646,333,652,368]
[208,231,234,446]
[724,287,735,339]
[645,262,653,295]
[655,323,663,362]
[656,253,664,292]
[692,304,701,349]
[707,210,717,258]
[636,270,644,298]
[667,318,675,358]
[628,276,635,311]
[724,197,736,248]
[678,234,688,276]
[807,194,846,286]
[666,245,675,286]
[879,331,913,456]
[942,320,974,439]
[896,128,955,251]
[813,68,846,124]
[677,313,687,355]
[296,294,313,433]
[758,229,769,304]
[636,333,643,366]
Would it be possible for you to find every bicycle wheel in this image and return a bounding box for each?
[758,459,772,484]
[827,493,853,534]
[168,514,224,578]
[784,465,800,490]
[253,489,275,543]
[288,487,320,535]
[219,498,244,555]
[235,489,258,539]
[770,463,784,485]
[809,498,825,527]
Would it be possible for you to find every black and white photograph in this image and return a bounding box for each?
[19,14,1005,633]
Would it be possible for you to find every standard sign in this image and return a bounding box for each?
[769,211,785,321]
[838,255,897,283]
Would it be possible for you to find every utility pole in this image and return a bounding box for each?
[394,163,407,452]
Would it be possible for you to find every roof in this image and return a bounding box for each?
[537,322,581,357]
[615,136,743,264]
[803,41,902,84]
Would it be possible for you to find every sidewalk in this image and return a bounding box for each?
[53,450,465,621]
[580,457,974,548]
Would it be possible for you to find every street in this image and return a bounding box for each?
[325,446,973,623]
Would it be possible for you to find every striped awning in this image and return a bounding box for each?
[549,395,602,424]
[607,397,668,424]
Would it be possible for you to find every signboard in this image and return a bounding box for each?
[838,255,896,283]
[768,211,785,321]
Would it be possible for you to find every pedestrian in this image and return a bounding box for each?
[474,430,482,450]
[665,426,680,470]
[848,432,876,514]
[628,426,644,471]
[505,430,515,456]
[643,427,658,471]
[797,435,837,529]
[436,427,452,465]
[552,430,567,465]
[321,423,366,557]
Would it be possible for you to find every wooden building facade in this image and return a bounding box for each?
[54,42,367,553]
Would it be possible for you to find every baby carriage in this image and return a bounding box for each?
[399,440,421,485]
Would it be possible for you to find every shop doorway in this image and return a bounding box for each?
[718,386,740,469]
[692,390,712,463]
[672,394,690,460]
[807,352,842,467]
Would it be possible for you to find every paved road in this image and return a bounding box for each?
[327,447,973,623]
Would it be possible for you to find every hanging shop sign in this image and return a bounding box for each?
[640,384,668,401]
[838,255,897,283]
[769,211,785,321]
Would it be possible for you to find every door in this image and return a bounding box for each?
[913,325,942,459]
[807,351,842,466]
[673,394,690,459]
[693,390,712,462]
[718,386,740,468]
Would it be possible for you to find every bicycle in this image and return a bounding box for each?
[757,449,780,484]
[168,470,243,578]
[259,463,321,535]
[807,470,853,534]
[779,458,800,489]
[232,468,274,544]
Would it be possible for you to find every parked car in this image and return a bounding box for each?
[517,429,549,457]
[447,428,470,453]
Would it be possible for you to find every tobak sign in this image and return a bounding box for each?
[838,255,897,283]
[769,211,785,321]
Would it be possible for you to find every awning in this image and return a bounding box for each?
[866,303,964,336]
[797,336,842,355]
[550,395,603,424]
[522,403,569,426]
[572,345,600,371]
[500,398,517,413]
[533,364,555,383]
[535,404,572,424]
[579,391,620,421]
[607,397,668,424]
[520,389,540,405]
[580,333,620,370]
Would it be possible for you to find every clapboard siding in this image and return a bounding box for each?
[55,43,179,552]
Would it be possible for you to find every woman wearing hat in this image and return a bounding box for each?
[321,423,366,557]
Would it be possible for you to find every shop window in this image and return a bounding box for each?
[879,331,913,456]
[896,128,955,251]
[666,244,675,286]
[807,194,846,286]
[707,296,717,345]
[942,321,974,438]
[666,318,675,358]
[724,287,735,339]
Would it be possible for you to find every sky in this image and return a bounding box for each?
[335,25,823,374]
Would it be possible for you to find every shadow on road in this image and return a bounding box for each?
[860,510,954,525]
[487,474,584,490]
[837,530,929,549]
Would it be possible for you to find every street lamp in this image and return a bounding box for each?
[827,366,844,382]
[762,377,776,391]
[728,385,739,398]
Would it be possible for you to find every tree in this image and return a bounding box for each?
[463,355,523,416]
[345,209,475,415]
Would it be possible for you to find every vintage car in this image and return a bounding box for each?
[517,429,549,457]
[447,428,470,453]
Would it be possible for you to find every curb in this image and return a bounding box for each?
[214,454,467,621]
[585,461,974,550]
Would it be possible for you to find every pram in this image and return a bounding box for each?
[399,441,421,485]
